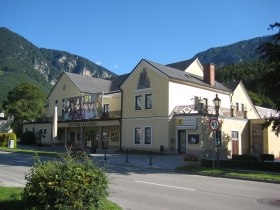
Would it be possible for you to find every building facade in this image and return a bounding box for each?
[23,58,280,158]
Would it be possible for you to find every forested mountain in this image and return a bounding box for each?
[216,61,276,108]
[0,27,116,109]
[192,35,273,66]
[190,34,276,108]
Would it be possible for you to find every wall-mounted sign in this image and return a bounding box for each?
[177,117,197,129]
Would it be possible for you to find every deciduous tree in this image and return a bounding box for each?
[258,23,280,135]
[3,83,45,135]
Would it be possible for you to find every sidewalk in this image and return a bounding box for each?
[16,144,187,171]
[90,152,187,171]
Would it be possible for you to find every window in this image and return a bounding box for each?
[135,95,142,110]
[236,103,239,111]
[194,96,208,112]
[55,100,58,105]
[111,133,119,142]
[103,104,109,113]
[232,131,238,140]
[145,94,152,109]
[40,129,47,136]
[188,134,199,144]
[144,127,152,144]
[241,104,245,111]
[134,127,141,144]
[194,96,199,109]
[203,98,208,109]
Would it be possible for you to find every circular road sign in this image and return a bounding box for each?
[209,118,220,131]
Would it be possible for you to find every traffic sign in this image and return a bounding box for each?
[209,118,220,131]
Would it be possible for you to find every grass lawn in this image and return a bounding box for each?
[0,187,23,210]
[176,165,280,183]
[0,186,122,210]
[0,147,60,157]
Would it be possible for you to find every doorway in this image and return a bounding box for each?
[178,130,186,154]
[70,132,75,146]
[252,124,263,155]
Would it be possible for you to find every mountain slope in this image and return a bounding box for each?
[0,27,116,109]
[192,35,273,66]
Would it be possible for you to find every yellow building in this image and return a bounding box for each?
[23,72,127,150]
[23,58,280,159]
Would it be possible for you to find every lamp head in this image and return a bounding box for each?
[213,94,221,116]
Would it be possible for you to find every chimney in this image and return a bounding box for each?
[203,64,215,86]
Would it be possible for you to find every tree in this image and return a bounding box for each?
[258,23,280,135]
[3,83,45,136]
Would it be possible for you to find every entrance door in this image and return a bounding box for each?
[70,132,75,146]
[178,130,186,154]
[231,131,239,155]
[252,124,263,155]
[232,140,239,155]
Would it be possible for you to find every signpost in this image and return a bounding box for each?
[209,118,221,169]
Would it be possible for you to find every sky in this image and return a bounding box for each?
[1,0,279,75]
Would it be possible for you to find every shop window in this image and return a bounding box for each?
[145,94,152,109]
[111,133,119,142]
[144,127,152,144]
[134,127,141,144]
[188,134,199,144]
[135,95,142,110]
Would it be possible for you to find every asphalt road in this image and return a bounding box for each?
[106,165,280,210]
[1,151,280,210]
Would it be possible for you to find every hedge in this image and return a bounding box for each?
[232,154,258,161]
[201,159,280,173]
[21,131,36,145]
[260,154,274,162]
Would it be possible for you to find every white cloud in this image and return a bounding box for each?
[95,61,102,65]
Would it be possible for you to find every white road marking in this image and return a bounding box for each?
[135,180,196,191]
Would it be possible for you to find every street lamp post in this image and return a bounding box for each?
[213,94,221,168]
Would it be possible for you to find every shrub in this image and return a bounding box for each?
[184,153,199,161]
[0,133,8,147]
[22,150,109,210]
[20,131,36,145]
[260,154,274,161]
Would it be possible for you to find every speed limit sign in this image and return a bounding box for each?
[209,118,220,131]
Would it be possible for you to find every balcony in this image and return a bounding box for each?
[101,111,121,120]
